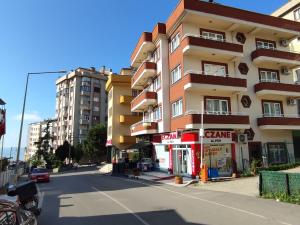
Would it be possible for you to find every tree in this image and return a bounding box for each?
[72,143,84,163]
[83,123,107,160]
[34,119,56,167]
[55,141,70,162]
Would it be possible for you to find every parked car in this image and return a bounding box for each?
[0,199,37,225]
[29,168,50,182]
[137,158,154,171]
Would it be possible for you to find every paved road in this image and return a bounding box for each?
[37,168,300,225]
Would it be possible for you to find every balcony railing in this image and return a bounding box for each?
[130,120,158,135]
[257,114,300,128]
[131,90,157,112]
[254,81,300,96]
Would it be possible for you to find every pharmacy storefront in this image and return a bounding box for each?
[153,130,236,178]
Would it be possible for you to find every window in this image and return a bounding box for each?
[256,40,275,50]
[80,85,91,92]
[153,76,161,91]
[132,90,141,97]
[294,8,300,21]
[172,99,183,117]
[267,143,287,164]
[263,101,282,117]
[201,30,224,42]
[153,106,162,121]
[206,98,229,114]
[260,70,279,83]
[170,33,180,53]
[296,69,300,82]
[93,106,99,111]
[203,62,227,77]
[93,96,99,102]
[94,87,100,93]
[171,65,181,84]
[152,47,160,62]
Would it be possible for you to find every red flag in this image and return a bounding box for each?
[0,109,5,137]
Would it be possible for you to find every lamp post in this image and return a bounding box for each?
[16,71,67,166]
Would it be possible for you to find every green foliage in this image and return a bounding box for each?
[72,143,84,163]
[250,159,261,175]
[262,192,300,205]
[83,123,107,160]
[29,154,44,167]
[240,170,254,177]
[55,141,70,161]
[258,162,300,173]
[0,158,9,172]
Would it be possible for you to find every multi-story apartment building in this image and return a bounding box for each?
[106,68,142,161]
[55,67,110,146]
[25,119,56,160]
[130,0,300,177]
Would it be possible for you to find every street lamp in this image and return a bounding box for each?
[16,71,67,165]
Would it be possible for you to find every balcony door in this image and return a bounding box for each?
[201,29,225,42]
[203,62,227,77]
[206,98,229,115]
[263,101,282,117]
[260,70,279,83]
[256,39,276,50]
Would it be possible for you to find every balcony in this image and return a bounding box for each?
[80,91,91,96]
[120,95,134,104]
[251,48,300,68]
[79,119,89,125]
[183,111,250,129]
[131,32,155,67]
[119,135,136,144]
[131,91,157,112]
[131,120,158,136]
[79,129,88,136]
[120,115,142,125]
[183,72,247,93]
[80,100,90,110]
[257,116,300,130]
[182,35,243,61]
[131,61,157,90]
[254,81,300,97]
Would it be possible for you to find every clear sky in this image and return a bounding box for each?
[0,0,288,149]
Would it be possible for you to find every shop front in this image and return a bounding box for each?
[153,130,236,178]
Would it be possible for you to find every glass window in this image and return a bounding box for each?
[260,70,279,83]
[93,87,100,93]
[93,96,99,102]
[257,40,275,50]
[206,99,229,114]
[203,63,227,76]
[201,31,224,42]
[268,143,287,164]
[263,102,282,117]
[171,65,181,84]
[93,106,99,111]
[153,76,161,91]
[152,47,160,62]
[294,8,300,21]
[172,99,183,117]
[80,85,91,92]
[170,33,180,53]
[153,106,162,121]
[296,69,300,82]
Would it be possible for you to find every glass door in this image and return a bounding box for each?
[172,145,190,175]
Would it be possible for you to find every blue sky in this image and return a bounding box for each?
[0,0,288,149]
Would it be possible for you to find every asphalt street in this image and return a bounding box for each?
[37,167,300,225]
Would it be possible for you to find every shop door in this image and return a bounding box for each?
[293,136,300,162]
[248,142,262,163]
[172,145,190,175]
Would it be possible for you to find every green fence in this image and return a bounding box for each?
[259,171,300,196]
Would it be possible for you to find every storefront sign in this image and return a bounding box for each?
[106,139,112,147]
[161,132,181,144]
[204,131,233,144]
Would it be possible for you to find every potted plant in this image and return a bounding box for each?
[174,175,183,184]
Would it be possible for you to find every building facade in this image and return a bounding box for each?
[25,120,56,160]
[55,67,110,146]
[129,0,300,177]
[106,69,142,161]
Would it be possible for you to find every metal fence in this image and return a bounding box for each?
[0,168,24,188]
[259,171,300,196]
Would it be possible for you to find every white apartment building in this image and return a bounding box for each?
[55,67,110,146]
[25,119,56,160]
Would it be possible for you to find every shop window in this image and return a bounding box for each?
[256,39,276,50]
[206,98,229,115]
[172,99,183,117]
[262,101,283,117]
[267,143,288,164]
[170,33,180,53]
[171,65,181,84]
[203,62,227,77]
[201,29,225,42]
[259,69,279,83]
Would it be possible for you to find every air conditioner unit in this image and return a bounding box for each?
[281,67,291,75]
[287,98,297,105]
[279,39,289,47]
[238,134,248,144]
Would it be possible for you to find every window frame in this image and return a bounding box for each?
[262,100,283,117]
[171,99,183,117]
[258,68,280,83]
[153,105,162,121]
[294,8,300,21]
[171,65,182,84]
[205,97,230,115]
[202,61,229,77]
[256,38,276,50]
[200,28,226,42]
[170,33,180,53]
[152,75,161,91]
[267,142,288,164]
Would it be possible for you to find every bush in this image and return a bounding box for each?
[262,192,300,205]
[258,162,300,173]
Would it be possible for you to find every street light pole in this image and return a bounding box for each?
[16,71,67,165]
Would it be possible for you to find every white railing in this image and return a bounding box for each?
[259,79,299,85]
[185,110,248,116]
[131,119,156,129]
[184,70,230,77]
[0,167,24,188]
[257,46,300,54]
[182,33,227,43]
[261,114,300,118]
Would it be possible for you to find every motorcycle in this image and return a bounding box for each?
[7,181,41,217]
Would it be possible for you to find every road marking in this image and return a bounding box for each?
[92,186,150,225]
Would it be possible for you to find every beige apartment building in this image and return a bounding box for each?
[25,119,56,160]
[55,67,110,146]
[129,0,300,177]
[106,68,142,161]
